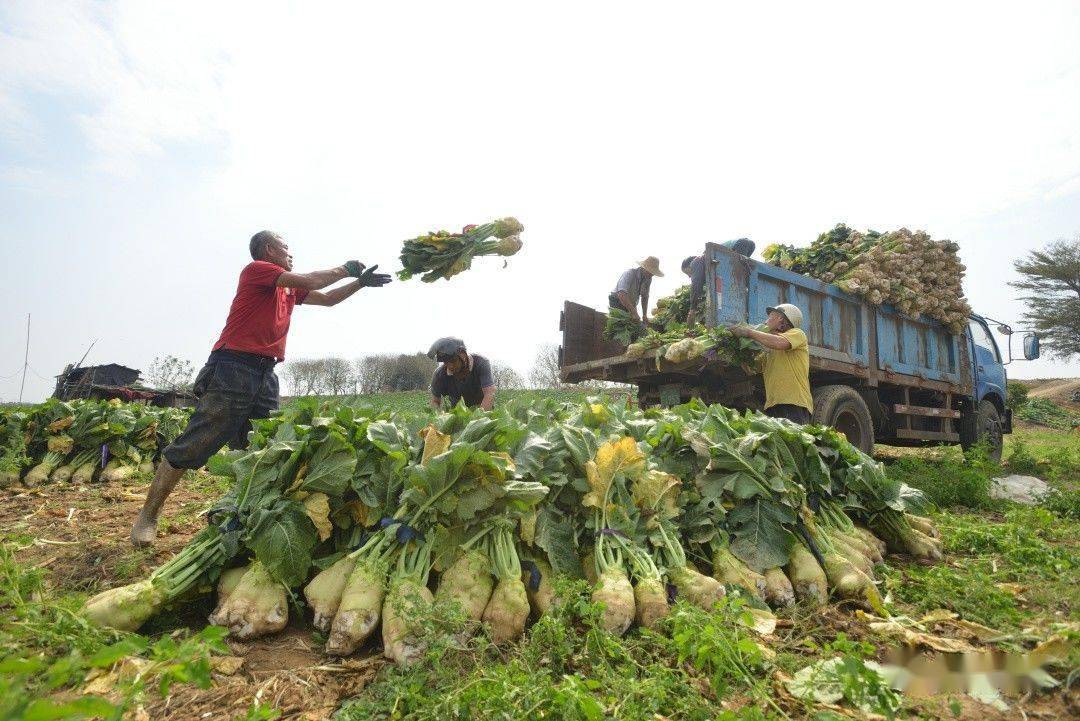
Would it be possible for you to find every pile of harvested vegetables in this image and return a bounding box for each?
[397,217,524,282]
[0,399,189,488]
[606,284,761,369]
[79,396,941,665]
[763,224,972,332]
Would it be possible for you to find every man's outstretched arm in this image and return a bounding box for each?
[276,265,351,291]
[303,280,363,306]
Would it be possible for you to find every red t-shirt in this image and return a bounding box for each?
[213,261,308,360]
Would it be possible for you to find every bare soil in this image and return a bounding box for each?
[1014,377,1080,411]
[3,472,384,721]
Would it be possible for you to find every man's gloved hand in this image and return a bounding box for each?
[344,260,366,277]
[356,264,392,288]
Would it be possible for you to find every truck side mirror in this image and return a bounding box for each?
[1023,333,1040,360]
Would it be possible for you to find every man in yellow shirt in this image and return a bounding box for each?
[729,303,813,424]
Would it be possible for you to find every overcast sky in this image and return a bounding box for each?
[2,0,1079,402]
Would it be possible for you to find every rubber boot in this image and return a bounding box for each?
[131,457,184,547]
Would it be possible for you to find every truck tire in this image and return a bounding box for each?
[959,399,1003,462]
[812,385,874,455]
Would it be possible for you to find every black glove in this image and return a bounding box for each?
[357,264,392,288]
[344,260,365,277]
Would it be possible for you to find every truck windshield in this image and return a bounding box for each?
[968,319,1001,362]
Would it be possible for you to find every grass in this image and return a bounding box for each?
[0,541,227,720]
[338,584,802,721]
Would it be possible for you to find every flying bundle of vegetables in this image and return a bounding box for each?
[397,217,524,282]
[762,224,972,332]
[77,396,944,665]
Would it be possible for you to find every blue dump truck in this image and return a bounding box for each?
[560,242,1040,459]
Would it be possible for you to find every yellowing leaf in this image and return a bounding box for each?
[420,425,452,465]
[582,437,645,509]
[632,470,681,522]
[333,499,369,528]
[302,492,333,541]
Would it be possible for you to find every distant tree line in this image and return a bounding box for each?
[281,350,558,397]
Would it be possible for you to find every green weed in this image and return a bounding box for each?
[885,445,999,510]
[0,542,227,719]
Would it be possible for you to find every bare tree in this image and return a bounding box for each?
[144,355,195,391]
[528,343,562,388]
[283,358,327,396]
[491,362,525,390]
[323,357,353,396]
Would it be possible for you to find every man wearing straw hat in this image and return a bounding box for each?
[610,256,664,326]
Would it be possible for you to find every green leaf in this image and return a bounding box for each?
[299,431,356,497]
[726,499,796,572]
[22,696,117,721]
[243,499,318,587]
[512,432,552,479]
[535,507,582,579]
[87,638,148,668]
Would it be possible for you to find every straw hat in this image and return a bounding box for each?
[638,256,664,277]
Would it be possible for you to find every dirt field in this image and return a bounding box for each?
[2,473,384,720]
[1015,377,1080,411]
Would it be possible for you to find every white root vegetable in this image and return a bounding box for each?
[482,577,530,643]
[326,558,387,656]
[592,567,635,635]
[99,458,136,483]
[830,534,875,577]
[668,565,726,610]
[785,543,827,605]
[762,567,795,608]
[208,561,287,640]
[83,579,165,632]
[304,556,356,633]
[852,526,887,558]
[71,460,97,484]
[217,565,249,602]
[833,530,878,565]
[633,577,669,630]
[820,551,884,612]
[435,550,494,623]
[51,463,78,483]
[904,513,940,539]
[712,546,767,599]
[382,578,434,666]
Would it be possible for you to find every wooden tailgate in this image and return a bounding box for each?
[560,301,625,367]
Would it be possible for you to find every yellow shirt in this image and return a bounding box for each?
[759,328,813,412]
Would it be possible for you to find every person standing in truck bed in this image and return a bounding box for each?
[682,238,755,327]
[609,256,664,326]
[728,303,813,424]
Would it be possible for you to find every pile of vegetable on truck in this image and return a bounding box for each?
[561,224,1042,461]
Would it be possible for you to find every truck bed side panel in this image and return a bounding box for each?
[707,243,963,386]
[709,246,869,368]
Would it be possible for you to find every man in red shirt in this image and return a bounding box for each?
[131,230,390,546]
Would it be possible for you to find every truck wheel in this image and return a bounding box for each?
[812,385,874,455]
[959,400,1003,462]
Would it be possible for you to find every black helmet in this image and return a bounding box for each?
[428,337,466,362]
